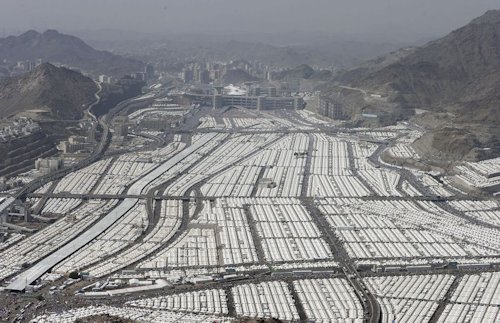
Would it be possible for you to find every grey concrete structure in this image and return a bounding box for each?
[212,94,304,110]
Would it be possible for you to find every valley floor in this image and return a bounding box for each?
[2,105,500,323]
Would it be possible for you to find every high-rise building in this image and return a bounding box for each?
[194,67,201,82]
[318,96,345,119]
[145,64,155,80]
[200,70,210,84]
[98,75,112,83]
[25,60,34,71]
[211,70,221,82]
[268,87,277,97]
[113,116,129,137]
[35,157,64,174]
[182,69,194,83]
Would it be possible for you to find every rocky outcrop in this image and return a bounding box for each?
[0,63,98,119]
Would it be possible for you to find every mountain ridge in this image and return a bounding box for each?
[0,30,144,77]
[348,10,500,115]
[328,10,500,161]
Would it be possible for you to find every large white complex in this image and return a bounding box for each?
[2,105,500,322]
[294,278,363,322]
[232,281,299,321]
[438,272,500,322]
[127,289,229,315]
[365,274,454,323]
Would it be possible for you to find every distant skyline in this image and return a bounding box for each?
[1,0,499,43]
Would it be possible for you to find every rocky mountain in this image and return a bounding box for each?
[275,64,315,80]
[274,64,332,82]
[347,10,500,119]
[331,10,500,161]
[0,30,144,76]
[332,47,418,85]
[0,63,98,119]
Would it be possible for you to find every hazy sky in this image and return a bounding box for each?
[1,0,499,42]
